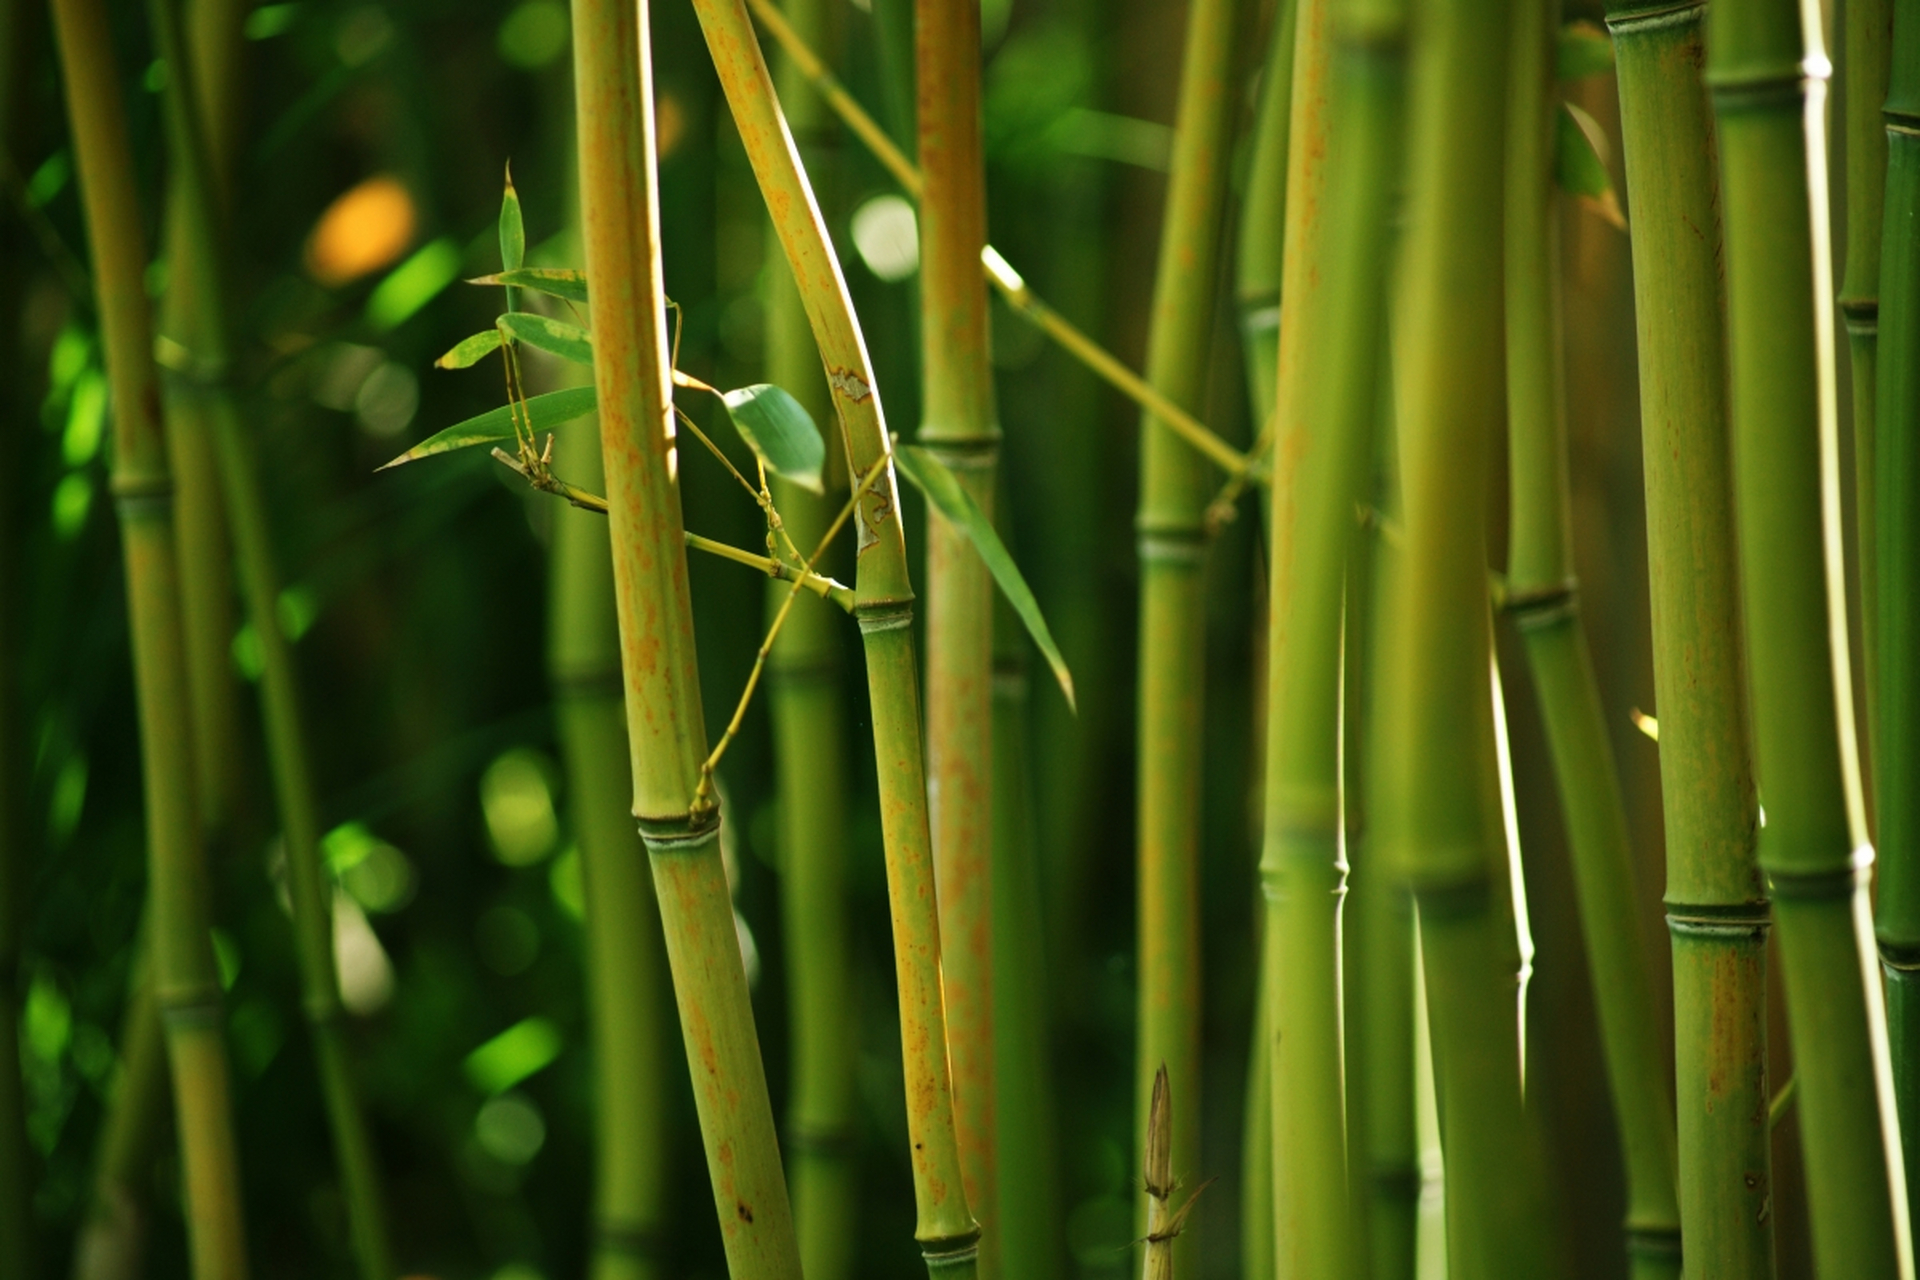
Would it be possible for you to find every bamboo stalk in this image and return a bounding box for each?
[1603,0,1774,1269]
[762,1,860,1269]
[146,2,395,1272]
[1876,0,1920,1233]
[72,973,170,1280]
[1707,0,1915,1269]
[1133,1,1241,1265]
[1844,0,1892,776]
[685,2,979,1274]
[1372,0,1563,1267]
[571,2,803,1276]
[548,410,675,1280]
[1501,0,1680,1275]
[743,0,1249,482]
[989,572,1064,1280]
[916,3,1000,1273]
[49,0,249,1275]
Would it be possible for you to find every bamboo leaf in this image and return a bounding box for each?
[1554,102,1627,231]
[892,444,1076,711]
[1556,20,1613,81]
[435,329,504,370]
[721,383,825,492]
[500,312,594,365]
[499,164,526,273]
[377,386,598,469]
[469,267,590,305]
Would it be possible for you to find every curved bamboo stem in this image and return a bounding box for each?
[571,2,803,1277]
[1501,0,1680,1273]
[1707,0,1914,1267]
[50,0,249,1274]
[685,2,979,1273]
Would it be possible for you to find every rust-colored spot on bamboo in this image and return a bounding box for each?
[736,1200,754,1223]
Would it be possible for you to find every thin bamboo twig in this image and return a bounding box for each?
[1501,0,1680,1274]
[570,0,803,1275]
[745,0,1248,481]
[49,0,249,1274]
[1604,0,1773,1269]
[685,4,979,1274]
[1708,0,1915,1267]
[917,2,1001,1272]
[1876,0,1920,1233]
[1133,0,1241,1269]
[760,15,863,1251]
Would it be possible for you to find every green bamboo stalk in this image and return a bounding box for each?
[763,3,859,1271]
[548,409,675,1280]
[1261,0,1406,1263]
[1707,0,1915,1269]
[686,3,979,1275]
[989,573,1063,1280]
[570,2,803,1277]
[50,0,248,1275]
[72,973,170,1280]
[1501,1,1680,1275]
[1372,0,1563,1267]
[1845,0,1892,775]
[1876,0,1920,1233]
[1134,1,1240,1264]
[916,3,1000,1273]
[1603,0,1773,1269]
[147,1,394,1272]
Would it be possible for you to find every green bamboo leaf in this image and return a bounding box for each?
[721,383,825,493]
[500,312,593,365]
[1556,20,1613,80]
[376,386,598,469]
[892,444,1075,711]
[468,267,589,305]
[499,164,526,272]
[1555,102,1627,231]
[435,329,504,369]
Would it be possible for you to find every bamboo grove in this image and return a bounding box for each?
[2,0,1918,1275]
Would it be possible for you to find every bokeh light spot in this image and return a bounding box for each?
[306,176,417,288]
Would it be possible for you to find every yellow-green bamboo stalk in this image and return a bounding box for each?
[1134,2,1240,1266]
[1501,1,1680,1275]
[549,409,675,1280]
[72,972,170,1280]
[1604,0,1773,1268]
[571,2,802,1276]
[1844,0,1891,773]
[685,3,978,1275]
[147,0,393,1271]
[50,0,249,1274]
[1372,0,1562,1268]
[1708,0,1914,1268]
[1876,0,1920,1232]
[763,2,859,1270]
[917,3,1000,1273]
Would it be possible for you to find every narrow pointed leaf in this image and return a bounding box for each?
[469,267,590,305]
[1556,21,1613,81]
[892,443,1075,711]
[1554,101,1627,230]
[499,166,525,272]
[721,383,825,492]
[377,386,598,469]
[435,329,504,369]
[500,312,593,366]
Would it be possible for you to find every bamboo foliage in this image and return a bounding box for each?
[1707,0,1914,1268]
[1501,1,1680,1274]
[762,1,860,1273]
[570,2,803,1277]
[49,0,250,1275]
[1605,0,1773,1269]
[684,1,980,1273]
[916,2,1001,1271]
[1134,3,1240,1264]
[1877,0,1920,1231]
